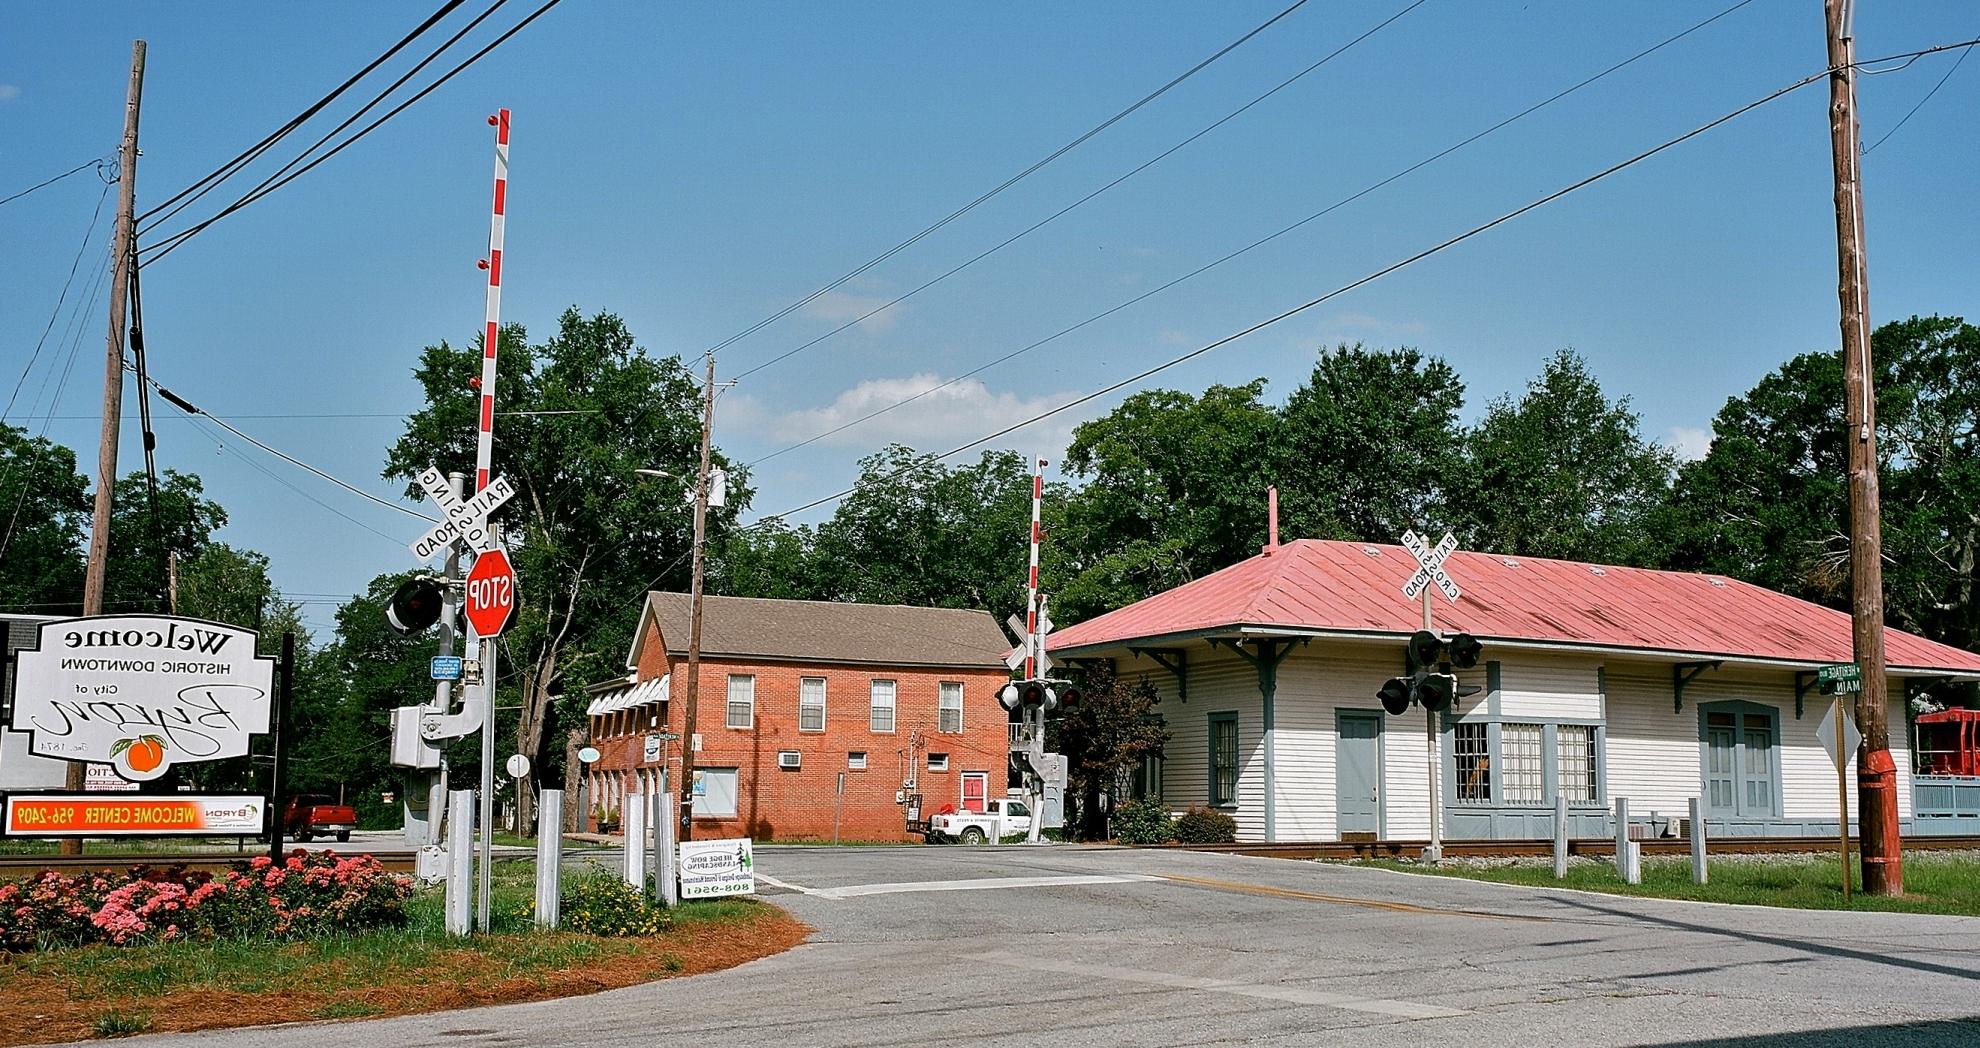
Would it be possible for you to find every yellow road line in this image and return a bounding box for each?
[1156,872,1546,922]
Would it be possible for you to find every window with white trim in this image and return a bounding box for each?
[938,681,964,734]
[1500,723,1545,805]
[928,753,949,772]
[1454,722,1491,803]
[725,674,754,729]
[1557,724,1598,803]
[848,751,868,771]
[799,676,827,732]
[870,679,896,733]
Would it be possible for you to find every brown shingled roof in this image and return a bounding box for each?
[636,593,1009,669]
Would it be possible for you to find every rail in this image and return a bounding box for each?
[1164,835,1980,861]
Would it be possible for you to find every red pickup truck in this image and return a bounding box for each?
[284,795,357,843]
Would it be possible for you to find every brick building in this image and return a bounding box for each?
[583,593,1012,842]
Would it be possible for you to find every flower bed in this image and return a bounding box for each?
[0,851,413,950]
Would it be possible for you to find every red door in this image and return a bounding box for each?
[961,772,988,813]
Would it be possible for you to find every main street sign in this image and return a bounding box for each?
[1817,662,1862,695]
[409,466,517,560]
[8,616,277,782]
[1400,529,1462,604]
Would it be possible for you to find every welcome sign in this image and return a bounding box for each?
[3,794,267,837]
[9,615,277,782]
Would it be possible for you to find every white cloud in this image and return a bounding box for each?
[799,290,898,334]
[0,85,20,103]
[1669,425,1713,461]
[775,372,1084,456]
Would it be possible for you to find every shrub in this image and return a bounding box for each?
[1174,806,1238,844]
[1111,799,1176,845]
[559,872,671,937]
[0,851,412,950]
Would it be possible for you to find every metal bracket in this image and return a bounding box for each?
[1794,671,1819,720]
[1130,647,1188,704]
[1673,661,1722,714]
[422,685,488,741]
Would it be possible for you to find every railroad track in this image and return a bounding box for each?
[1176,835,1980,861]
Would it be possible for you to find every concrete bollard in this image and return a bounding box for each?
[535,789,563,928]
[445,789,475,936]
[1689,795,1708,885]
[623,792,648,890]
[653,774,678,907]
[1553,793,1569,880]
[1613,796,1641,885]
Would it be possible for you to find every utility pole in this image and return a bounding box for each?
[71,41,147,849]
[1824,0,1901,896]
[677,353,716,844]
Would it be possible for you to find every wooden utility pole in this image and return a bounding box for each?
[70,41,147,847]
[1824,0,1901,896]
[676,353,717,843]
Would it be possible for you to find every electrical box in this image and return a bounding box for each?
[390,706,442,769]
[414,845,447,884]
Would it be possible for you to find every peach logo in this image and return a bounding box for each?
[109,734,169,781]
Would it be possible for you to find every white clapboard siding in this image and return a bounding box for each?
[1272,655,1337,840]
[1171,652,1266,841]
[1498,653,1603,720]
[1603,669,1703,815]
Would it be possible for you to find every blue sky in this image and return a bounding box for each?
[4,1,1976,633]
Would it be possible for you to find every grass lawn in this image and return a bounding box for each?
[0,858,807,1044]
[1329,850,1980,916]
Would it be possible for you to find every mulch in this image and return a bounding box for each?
[0,906,811,1044]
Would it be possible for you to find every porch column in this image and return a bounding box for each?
[1210,637,1305,842]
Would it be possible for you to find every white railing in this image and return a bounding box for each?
[1008,723,1035,749]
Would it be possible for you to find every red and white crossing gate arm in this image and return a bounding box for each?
[474,109,511,495]
[1025,456,1044,678]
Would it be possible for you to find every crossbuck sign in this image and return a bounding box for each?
[409,466,516,560]
[1400,530,1462,604]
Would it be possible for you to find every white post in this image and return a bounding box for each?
[1689,795,1708,885]
[535,789,563,928]
[656,772,678,907]
[1614,796,1640,885]
[1553,792,1569,880]
[444,789,475,936]
[623,791,647,890]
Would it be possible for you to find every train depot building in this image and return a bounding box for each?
[1045,538,1980,843]
[582,593,1012,842]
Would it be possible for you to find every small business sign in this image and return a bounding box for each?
[8,615,277,782]
[430,656,464,681]
[84,764,140,792]
[677,838,754,898]
[643,734,661,763]
[3,793,267,837]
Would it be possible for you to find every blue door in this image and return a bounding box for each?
[1336,711,1382,839]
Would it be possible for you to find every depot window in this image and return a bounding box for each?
[1208,712,1239,807]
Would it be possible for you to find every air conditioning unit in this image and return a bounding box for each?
[777,751,801,770]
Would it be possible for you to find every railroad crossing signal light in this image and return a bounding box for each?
[385,576,447,635]
[1057,684,1082,709]
[1379,631,1485,714]
[1378,677,1412,716]
[1000,678,1076,712]
[1406,629,1443,671]
[1446,632,1483,669]
[1413,672,1458,713]
[997,682,1023,712]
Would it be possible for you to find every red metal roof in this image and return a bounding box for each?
[1046,538,1980,674]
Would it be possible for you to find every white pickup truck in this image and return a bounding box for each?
[924,798,1033,844]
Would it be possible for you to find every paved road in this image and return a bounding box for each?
[76,845,1980,1047]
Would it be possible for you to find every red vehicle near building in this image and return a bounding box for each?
[1916,709,1980,777]
[582,593,1013,843]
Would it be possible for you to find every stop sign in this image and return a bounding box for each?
[463,548,518,637]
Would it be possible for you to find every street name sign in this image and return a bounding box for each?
[1400,529,1462,604]
[1817,662,1862,695]
[409,467,516,560]
[464,548,519,637]
[9,616,277,782]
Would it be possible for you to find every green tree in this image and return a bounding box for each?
[1274,343,1467,544]
[713,517,821,600]
[1875,316,1980,650]
[386,308,748,833]
[0,423,89,613]
[1461,350,1674,563]
[103,469,228,615]
[1057,382,1277,619]
[810,445,1037,621]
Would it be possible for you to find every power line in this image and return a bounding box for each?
[0,156,111,209]
[760,42,1979,524]
[136,0,498,235]
[1862,43,1970,155]
[3,176,115,424]
[150,379,438,523]
[729,0,1423,383]
[175,409,413,547]
[750,0,1762,465]
[139,0,562,266]
[705,0,1317,364]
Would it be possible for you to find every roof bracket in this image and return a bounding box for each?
[1794,671,1818,719]
[1130,647,1187,703]
[1673,661,1722,714]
